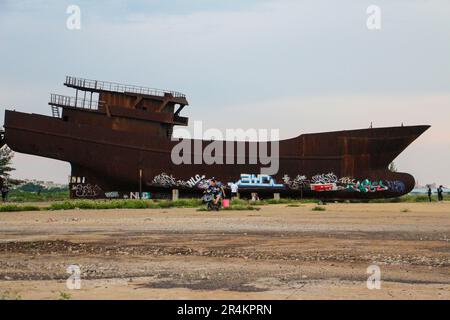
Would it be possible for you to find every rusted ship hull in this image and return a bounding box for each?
[3,109,429,200]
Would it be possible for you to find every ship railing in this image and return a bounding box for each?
[50,94,104,110]
[65,76,186,99]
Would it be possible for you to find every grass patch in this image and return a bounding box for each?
[1,194,447,213]
[0,204,41,212]
[58,291,72,300]
[0,290,22,300]
[411,195,431,202]
[197,204,260,211]
[369,194,449,203]
[258,198,316,205]
[230,198,250,206]
[8,190,69,203]
[312,206,326,211]
[401,208,411,213]
[48,199,204,211]
[49,200,150,210]
[168,199,203,208]
[223,205,260,211]
[261,198,295,205]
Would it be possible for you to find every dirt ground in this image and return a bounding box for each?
[0,202,449,300]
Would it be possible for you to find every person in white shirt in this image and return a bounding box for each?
[230,182,239,199]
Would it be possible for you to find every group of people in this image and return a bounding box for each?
[427,185,446,202]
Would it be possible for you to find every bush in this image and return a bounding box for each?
[0,205,41,212]
[0,290,22,300]
[263,198,292,205]
[49,201,77,210]
[58,292,72,300]
[47,199,204,211]
[171,199,203,208]
[230,198,249,206]
[8,190,69,203]
[413,195,430,202]
[224,205,260,211]
[312,206,326,211]
[369,194,450,203]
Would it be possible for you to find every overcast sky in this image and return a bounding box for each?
[0,0,449,186]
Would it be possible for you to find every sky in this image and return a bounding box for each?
[0,0,449,186]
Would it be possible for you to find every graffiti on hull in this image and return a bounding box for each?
[71,183,102,198]
[148,172,406,194]
[105,191,120,198]
[309,173,340,192]
[345,179,388,193]
[282,174,308,190]
[310,183,338,192]
[311,173,338,184]
[385,180,406,193]
[282,172,404,194]
[152,173,209,189]
[232,174,284,188]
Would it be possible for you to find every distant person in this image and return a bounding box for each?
[1,185,10,202]
[427,186,432,202]
[437,185,444,202]
[230,182,239,200]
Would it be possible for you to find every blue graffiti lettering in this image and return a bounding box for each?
[385,180,406,193]
[234,174,284,188]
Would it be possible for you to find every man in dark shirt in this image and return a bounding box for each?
[1,185,9,202]
[437,185,444,202]
[207,179,226,205]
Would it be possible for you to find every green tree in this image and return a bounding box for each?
[0,146,15,180]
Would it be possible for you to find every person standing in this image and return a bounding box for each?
[437,185,444,202]
[230,182,239,200]
[427,186,432,202]
[251,192,260,202]
[1,184,9,202]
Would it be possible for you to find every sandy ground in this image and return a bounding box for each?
[0,202,449,300]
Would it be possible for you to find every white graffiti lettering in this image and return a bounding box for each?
[72,184,101,198]
[311,173,338,184]
[283,174,308,190]
[152,173,209,189]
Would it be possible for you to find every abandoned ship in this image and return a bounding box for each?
[1,76,430,199]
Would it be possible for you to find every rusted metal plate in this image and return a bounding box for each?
[2,77,430,200]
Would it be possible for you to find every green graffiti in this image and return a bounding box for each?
[346,179,388,193]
